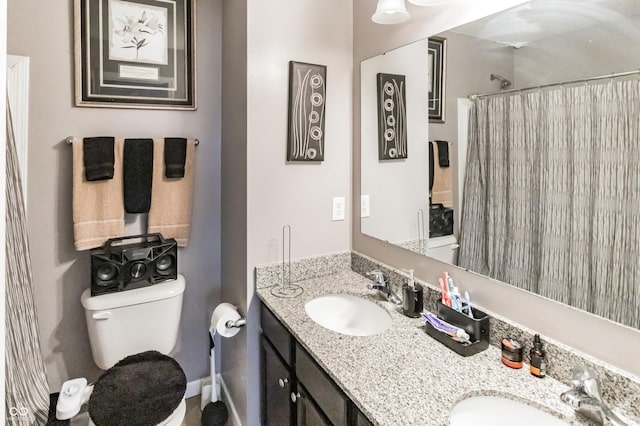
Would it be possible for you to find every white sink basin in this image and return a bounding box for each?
[304,294,392,336]
[450,395,569,426]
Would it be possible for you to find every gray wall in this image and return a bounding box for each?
[7,0,223,390]
[220,0,248,423]
[353,0,640,377]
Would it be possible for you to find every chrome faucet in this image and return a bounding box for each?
[367,270,402,305]
[560,366,629,426]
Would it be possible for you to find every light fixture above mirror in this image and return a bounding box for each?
[372,0,410,25]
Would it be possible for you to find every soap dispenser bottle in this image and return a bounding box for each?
[529,334,547,378]
[402,269,423,318]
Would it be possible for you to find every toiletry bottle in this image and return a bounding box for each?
[529,334,547,378]
[402,269,423,318]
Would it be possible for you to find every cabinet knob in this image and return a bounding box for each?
[278,378,288,388]
[290,392,301,403]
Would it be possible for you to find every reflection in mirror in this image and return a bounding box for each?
[360,0,640,328]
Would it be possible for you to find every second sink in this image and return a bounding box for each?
[304,294,392,336]
[450,395,569,426]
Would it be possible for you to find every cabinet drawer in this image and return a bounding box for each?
[296,344,348,426]
[261,304,292,365]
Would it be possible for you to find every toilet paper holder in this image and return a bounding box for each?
[225,317,247,329]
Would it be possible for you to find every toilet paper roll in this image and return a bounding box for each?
[210,303,242,338]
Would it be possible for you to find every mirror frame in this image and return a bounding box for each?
[352,0,640,377]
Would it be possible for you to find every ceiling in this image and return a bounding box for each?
[449,0,640,48]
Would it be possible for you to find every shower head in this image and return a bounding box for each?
[490,73,512,90]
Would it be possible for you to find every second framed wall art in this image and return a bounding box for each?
[74,0,196,110]
[287,61,327,162]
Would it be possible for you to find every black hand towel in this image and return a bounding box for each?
[123,139,154,213]
[429,141,435,192]
[435,140,450,167]
[164,137,187,178]
[83,137,115,181]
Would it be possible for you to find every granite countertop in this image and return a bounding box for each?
[257,270,590,426]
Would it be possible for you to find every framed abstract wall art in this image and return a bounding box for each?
[74,0,196,110]
[377,73,407,160]
[287,61,327,162]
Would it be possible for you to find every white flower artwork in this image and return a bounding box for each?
[109,0,168,65]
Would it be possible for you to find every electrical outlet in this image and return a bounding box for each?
[360,195,370,218]
[332,197,346,221]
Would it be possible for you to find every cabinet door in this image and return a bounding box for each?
[295,385,331,426]
[355,408,373,426]
[262,337,293,426]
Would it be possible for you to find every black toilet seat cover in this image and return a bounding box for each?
[89,350,186,426]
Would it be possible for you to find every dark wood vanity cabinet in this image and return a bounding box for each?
[261,304,373,426]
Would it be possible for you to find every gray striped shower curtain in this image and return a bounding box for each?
[5,102,50,424]
[458,79,640,329]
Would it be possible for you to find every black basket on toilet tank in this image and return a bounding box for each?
[90,234,177,296]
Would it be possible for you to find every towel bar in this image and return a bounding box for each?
[66,136,199,146]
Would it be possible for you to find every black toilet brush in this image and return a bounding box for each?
[201,331,229,426]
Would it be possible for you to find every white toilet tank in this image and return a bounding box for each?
[81,275,186,370]
[427,235,459,264]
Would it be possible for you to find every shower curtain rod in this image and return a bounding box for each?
[468,68,640,100]
[65,136,199,145]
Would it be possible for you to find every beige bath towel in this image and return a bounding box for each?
[72,137,125,251]
[148,139,196,247]
[431,141,454,207]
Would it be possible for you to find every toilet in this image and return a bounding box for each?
[427,235,459,264]
[56,275,187,426]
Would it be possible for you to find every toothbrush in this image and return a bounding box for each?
[452,286,463,313]
[447,275,461,312]
[464,291,474,318]
[438,278,447,305]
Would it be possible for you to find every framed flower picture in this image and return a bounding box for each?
[74,0,196,110]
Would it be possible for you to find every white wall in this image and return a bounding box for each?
[247,0,352,266]
[221,1,353,424]
[360,39,429,245]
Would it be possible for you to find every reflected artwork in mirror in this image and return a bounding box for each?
[360,0,640,328]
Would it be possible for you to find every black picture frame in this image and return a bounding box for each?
[287,61,327,162]
[428,36,446,123]
[74,0,196,110]
[377,73,407,160]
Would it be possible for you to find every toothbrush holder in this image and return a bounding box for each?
[424,303,490,357]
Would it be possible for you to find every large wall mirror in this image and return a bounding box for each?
[360,0,640,329]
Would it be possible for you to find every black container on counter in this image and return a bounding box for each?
[402,284,423,318]
[424,303,490,357]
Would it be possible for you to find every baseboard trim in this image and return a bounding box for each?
[185,378,205,399]
[185,376,242,426]
[219,375,242,426]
